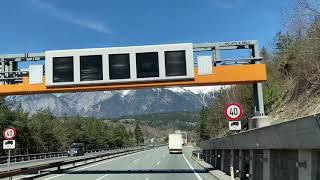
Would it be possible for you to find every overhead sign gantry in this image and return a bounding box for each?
[0,40,266,96]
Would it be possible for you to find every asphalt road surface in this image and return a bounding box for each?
[0,149,126,172]
[16,146,216,180]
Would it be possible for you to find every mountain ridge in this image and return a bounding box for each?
[10,87,216,118]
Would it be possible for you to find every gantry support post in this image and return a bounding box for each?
[250,42,269,129]
[0,59,4,85]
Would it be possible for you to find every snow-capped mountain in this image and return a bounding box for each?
[9,87,217,118]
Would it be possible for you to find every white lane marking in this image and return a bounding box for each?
[42,174,64,180]
[133,158,140,163]
[13,175,33,180]
[156,161,161,166]
[182,154,203,180]
[95,174,110,180]
[145,177,150,180]
[162,155,165,158]
[42,148,157,180]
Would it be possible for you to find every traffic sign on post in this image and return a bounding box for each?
[3,128,16,140]
[229,121,242,131]
[2,127,16,173]
[224,102,243,121]
[3,140,15,149]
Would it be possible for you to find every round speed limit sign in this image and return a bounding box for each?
[224,102,244,121]
[3,128,16,140]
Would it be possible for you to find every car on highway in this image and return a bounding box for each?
[67,143,85,156]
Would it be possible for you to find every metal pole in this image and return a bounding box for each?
[250,42,267,129]
[252,42,265,116]
[0,59,4,85]
[256,83,265,116]
[253,83,265,116]
[185,133,187,144]
[7,150,10,172]
[8,149,12,180]
[230,166,235,180]
[214,47,221,66]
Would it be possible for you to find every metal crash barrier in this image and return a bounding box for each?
[0,145,162,179]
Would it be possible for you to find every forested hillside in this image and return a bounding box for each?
[196,0,320,142]
[0,97,198,156]
[0,97,146,156]
[113,111,197,131]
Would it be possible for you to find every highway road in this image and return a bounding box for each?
[14,146,216,180]
[0,149,128,172]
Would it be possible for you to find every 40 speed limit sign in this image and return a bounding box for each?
[3,128,16,140]
[224,102,244,121]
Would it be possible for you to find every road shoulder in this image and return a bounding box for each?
[190,152,234,180]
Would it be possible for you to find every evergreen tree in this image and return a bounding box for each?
[196,107,210,142]
[134,122,144,145]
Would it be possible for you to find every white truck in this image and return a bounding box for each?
[168,133,183,154]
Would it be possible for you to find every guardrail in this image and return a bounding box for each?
[0,145,160,179]
[0,152,67,164]
[0,147,132,164]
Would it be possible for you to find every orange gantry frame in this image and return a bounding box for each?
[0,64,266,96]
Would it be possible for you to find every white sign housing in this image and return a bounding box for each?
[3,140,15,149]
[45,43,194,87]
[229,121,242,131]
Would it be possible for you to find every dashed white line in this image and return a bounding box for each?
[156,161,161,166]
[41,173,64,180]
[95,174,110,180]
[182,154,203,180]
[145,177,150,180]
[13,175,33,180]
[162,155,165,158]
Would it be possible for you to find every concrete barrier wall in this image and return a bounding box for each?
[200,113,320,180]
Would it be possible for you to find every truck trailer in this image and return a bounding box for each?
[168,133,183,154]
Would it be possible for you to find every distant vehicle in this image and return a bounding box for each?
[168,133,183,154]
[67,143,85,156]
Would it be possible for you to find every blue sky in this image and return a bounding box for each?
[0,0,292,54]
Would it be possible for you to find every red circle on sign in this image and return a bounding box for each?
[3,128,16,140]
[224,102,244,121]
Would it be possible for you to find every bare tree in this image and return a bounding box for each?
[283,0,320,35]
[298,0,320,16]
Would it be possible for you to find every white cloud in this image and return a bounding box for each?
[29,0,111,34]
